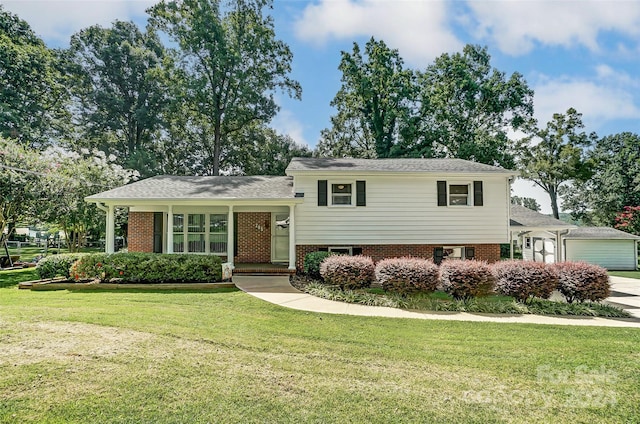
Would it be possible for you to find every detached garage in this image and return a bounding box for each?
[564,227,640,271]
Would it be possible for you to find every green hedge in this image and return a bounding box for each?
[71,253,223,283]
[36,253,88,279]
[303,251,334,279]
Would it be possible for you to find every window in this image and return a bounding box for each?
[524,237,531,249]
[188,214,206,253]
[437,181,483,207]
[443,246,465,260]
[209,214,227,254]
[173,213,227,254]
[329,246,353,255]
[173,214,185,253]
[332,183,352,205]
[449,184,469,206]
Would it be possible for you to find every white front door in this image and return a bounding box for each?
[271,213,289,263]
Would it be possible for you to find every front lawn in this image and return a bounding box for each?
[609,270,640,280]
[1,269,638,423]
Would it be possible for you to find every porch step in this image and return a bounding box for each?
[232,263,295,275]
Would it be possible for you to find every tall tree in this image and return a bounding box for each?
[0,6,68,147]
[148,0,301,176]
[320,38,415,158]
[0,138,49,244]
[39,149,138,251]
[562,132,640,226]
[519,108,595,219]
[416,45,534,168]
[66,20,167,175]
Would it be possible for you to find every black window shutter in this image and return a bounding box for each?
[352,247,363,255]
[318,180,327,206]
[465,247,475,260]
[356,180,366,206]
[319,247,329,252]
[437,181,447,206]
[433,247,444,265]
[473,181,483,206]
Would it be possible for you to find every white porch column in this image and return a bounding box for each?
[227,205,234,268]
[106,205,115,253]
[167,205,174,253]
[288,204,296,270]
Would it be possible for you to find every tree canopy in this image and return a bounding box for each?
[148,0,301,175]
[519,108,595,219]
[66,20,167,176]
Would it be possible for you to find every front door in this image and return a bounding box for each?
[153,212,163,253]
[271,213,289,263]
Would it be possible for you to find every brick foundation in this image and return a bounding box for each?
[235,212,272,263]
[295,243,501,271]
[128,212,154,253]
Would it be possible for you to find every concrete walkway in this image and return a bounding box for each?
[233,275,640,328]
[608,276,640,319]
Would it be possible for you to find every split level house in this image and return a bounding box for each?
[86,157,639,272]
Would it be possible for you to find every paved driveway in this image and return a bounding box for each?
[608,276,640,319]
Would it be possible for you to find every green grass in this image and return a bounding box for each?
[609,270,640,280]
[1,268,639,423]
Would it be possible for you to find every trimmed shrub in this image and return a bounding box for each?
[439,260,495,300]
[303,251,334,279]
[71,253,222,283]
[36,253,87,279]
[320,255,375,290]
[553,261,610,303]
[375,257,439,295]
[493,260,558,303]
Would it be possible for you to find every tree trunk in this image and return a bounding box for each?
[549,188,560,220]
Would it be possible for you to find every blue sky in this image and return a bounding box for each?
[3,0,640,213]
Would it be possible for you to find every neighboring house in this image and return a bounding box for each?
[511,205,640,270]
[86,158,517,272]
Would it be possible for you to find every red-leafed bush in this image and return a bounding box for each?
[552,261,610,303]
[439,260,495,300]
[320,255,375,290]
[375,257,439,294]
[492,260,558,303]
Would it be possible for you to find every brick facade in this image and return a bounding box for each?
[128,212,154,253]
[235,212,272,263]
[295,243,501,271]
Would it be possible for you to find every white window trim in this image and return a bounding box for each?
[447,182,472,207]
[329,180,356,207]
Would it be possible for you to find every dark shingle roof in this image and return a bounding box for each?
[86,175,295,201]
[510,205,576,229]
[286,157,515,174]
[564,227,640,240]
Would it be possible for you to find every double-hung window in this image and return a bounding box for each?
[209,214,227,254]
[331,183,352,205]
[449,184,469,206]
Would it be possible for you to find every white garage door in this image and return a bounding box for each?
[565,239,637,270]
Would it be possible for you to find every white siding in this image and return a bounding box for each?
[565,240,638,270]
[294,174,510,245]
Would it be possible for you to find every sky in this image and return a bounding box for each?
[3,0,640,214]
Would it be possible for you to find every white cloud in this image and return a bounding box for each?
[272,109,310,148]
[1,0,156,46]
[293,0,463,66]
[532,67,640,129]
[468,0,640,55]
